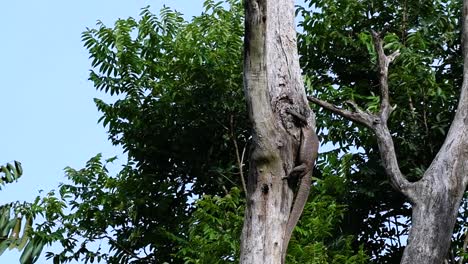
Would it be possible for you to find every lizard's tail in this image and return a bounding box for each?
[282,171,312,261]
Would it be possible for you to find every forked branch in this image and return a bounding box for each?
[372,30,400,123]
[308,31,414,198]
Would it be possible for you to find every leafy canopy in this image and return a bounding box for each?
[31,0,366,263]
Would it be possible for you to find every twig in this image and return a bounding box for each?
[230,115,248,194]
[395,215,402,248]
[241,143,247,176]
[458,228,468,264]
[96,235,144,261]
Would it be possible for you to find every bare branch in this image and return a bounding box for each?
[458,228,468,264]
[373,124,413,196]
[371,30,400,123]
[344,100,371,117]
[230,115,247,194]
[96,235,145,261]
[366,31,412,196]
[307,96,374,127]
[241,143,247,173]
[308,94,412,195]
[388,50,401,63]
[308,32,413,197]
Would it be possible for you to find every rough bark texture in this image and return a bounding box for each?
[309,1,468,263]
[240,0,318,263]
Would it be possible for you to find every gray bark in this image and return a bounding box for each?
[309,1,468,262]
[240,0,317,263]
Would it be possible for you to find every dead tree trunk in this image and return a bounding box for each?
[240,0,319,263]
[309,1,468,263]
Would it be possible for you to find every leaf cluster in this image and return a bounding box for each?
[0,161,48,263]
[0,161,23,190]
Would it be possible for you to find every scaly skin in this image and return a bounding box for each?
[282,123,319,260]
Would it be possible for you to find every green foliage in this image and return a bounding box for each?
[32,152,367,264]
[178,188,244,264]
[84,0,246,210]
[0,161,48,264]
[0,202,38,263]
[178,185,367,264]
[298,0,463,261]
[32,155,240,263]
[286,177,369,264]
[21,0,466,262]
[0,161,23,190]
[27,0,467,262]
[34,154,138,263]
[36,0,366,263]
[71,1,247,262]
[6,0,466,262]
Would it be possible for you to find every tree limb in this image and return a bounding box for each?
[308,31,414,198]
[371,30,400,123]
[307,96,374,127]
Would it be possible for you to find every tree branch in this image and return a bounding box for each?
[230,115,247,194]
[370,32,411,195]
[307,96,374,127]
[308,32,414,198]
[96,235,145,261]
[371,30,400,123]
[372,124,412,196]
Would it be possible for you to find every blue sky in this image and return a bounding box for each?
[0,0,308,262]
[0,1,202,263]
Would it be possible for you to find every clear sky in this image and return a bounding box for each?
[0,1,202,263]
[0,0,307,263]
